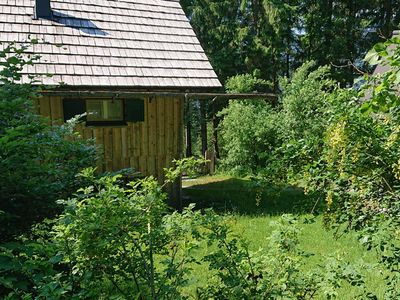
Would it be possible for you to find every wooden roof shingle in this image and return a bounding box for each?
[0,0,222,89]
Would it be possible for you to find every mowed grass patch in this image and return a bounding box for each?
[182,175,386,299]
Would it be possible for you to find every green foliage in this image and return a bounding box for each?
[197,214,320,299]
[0,163,374,299]
[182,0,400,87]
[316,113,400,297]
[0,221,74,300]
[0,41,41,84]
[266,62,337,182]
[279,62,334,140]
[0,166,202,299]
[0,42,98,241]
[55,170,199,299]
[164,157,209,182]
[219,100,280,174]
[218,38,400,298]
[305,94,400,298]
[219,62,336,180]
[225,73,272,93]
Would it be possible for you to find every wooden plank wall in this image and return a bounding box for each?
[37,95,184,181]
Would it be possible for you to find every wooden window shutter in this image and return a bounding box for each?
[125,99,144,122]
[63,99,86,122]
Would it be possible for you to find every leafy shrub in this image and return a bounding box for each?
[263,62,339,184]
[273,38,400,298]
[54,170,202,299]
[279,62,334,141]
[310,74,400,299]
[0,42,98,241]
[219,100,281,174]
[219,62,337,181]
[0,221,73,299]
[225,73,272,93]
[0,160,208,299]
[0,163,372,299]
[218,73,277,174]
[197,214,319,299]
[219,38,400,298]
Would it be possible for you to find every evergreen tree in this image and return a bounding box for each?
[181,0,400,86]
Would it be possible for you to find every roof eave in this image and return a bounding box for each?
[40,89,276,101]
[40,84,223,93]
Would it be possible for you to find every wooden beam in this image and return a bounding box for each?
[41,90,277,101]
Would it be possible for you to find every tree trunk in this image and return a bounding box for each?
[286,47,290,77]
[325,0,334,64]
[383,0,393,37]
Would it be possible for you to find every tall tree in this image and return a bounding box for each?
[182,0,400,86]
[181,0,298,88]
[299,0,400,84]
[181,0,246,83]
[181,0,400,159]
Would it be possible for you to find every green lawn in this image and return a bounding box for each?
[182,175,385,299]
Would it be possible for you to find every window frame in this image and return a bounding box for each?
[62,97,145,127]
[85,98,127,127]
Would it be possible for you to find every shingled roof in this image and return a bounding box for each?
[0,0,222,89]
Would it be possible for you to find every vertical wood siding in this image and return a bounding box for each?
[37,95,184,180]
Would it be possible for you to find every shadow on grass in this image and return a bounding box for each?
[182,177,320,216]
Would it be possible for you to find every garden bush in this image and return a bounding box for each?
[0,42,98,241]
[225,73,272,93]
[308,37,400,299]
[219,100,280,174]
[267,62,337,183]
[218,37,400,298]
[0,162,374,299]
[198,214,321,299]
[0,165,202,299]
[219,62,337,180]
[273,38,400,299]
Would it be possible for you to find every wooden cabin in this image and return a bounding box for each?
[0,0,222,202]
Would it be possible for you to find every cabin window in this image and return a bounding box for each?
[86,99,125,125]
[63,98,145,126]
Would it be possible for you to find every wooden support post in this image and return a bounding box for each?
[185,99,192,157]
[200,99,208,157]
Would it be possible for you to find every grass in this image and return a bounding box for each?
[182,175,386,299]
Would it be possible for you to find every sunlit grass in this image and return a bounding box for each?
[182,175,385,299]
